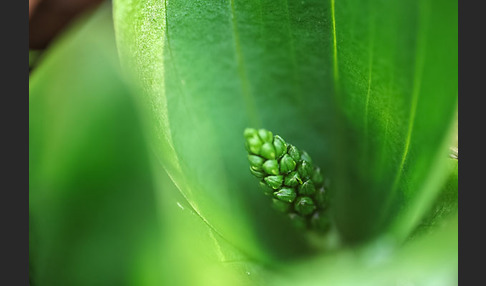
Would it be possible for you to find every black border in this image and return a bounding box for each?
[2,0,29,285]
[458,0,476,284]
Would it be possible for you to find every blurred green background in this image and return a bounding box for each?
[29,6,161,285]
[29,1,457,285]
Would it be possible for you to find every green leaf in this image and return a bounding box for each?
[29,0,459,283]
[113,0,457,259]
[149,160,269,286]
[29,6,261,285]
[29,6,162,285]
[269,216,458,286]
[330,0,458,244]
[411,157,458,237]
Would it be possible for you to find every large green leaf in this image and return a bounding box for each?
[113,0,335,261]
[113,0,457,255]
[29,0,458,284]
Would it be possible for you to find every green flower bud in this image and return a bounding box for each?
[284,171,303,187]
[262,159,279,175]
[315,186,327,206]
[300,150,313,163]
[272,198,291,213]
[288,145,301,161]
[274,187,297,203]
[258,129,273,142]
[298,160,313,179]
[244,128,258,139]
[244,128,331,233]
[259,181,274,196]
[264,175,283,189]
[310,210,331,233]
[294,196,316,216]
[279,154,296,174]
[298,180,316,196]
[288,213,307,230]
[260,142,276,159]
[312,166,324,187]
[249,167,265,178]
[273,135,287,159]
[246,135,263,155]
[248,155,264,171]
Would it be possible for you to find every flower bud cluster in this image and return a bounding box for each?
[244,128,331,233]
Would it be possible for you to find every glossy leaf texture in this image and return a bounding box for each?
[330,0,458,243]
[113,0,457,258]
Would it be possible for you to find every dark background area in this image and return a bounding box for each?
[29,0,104,50]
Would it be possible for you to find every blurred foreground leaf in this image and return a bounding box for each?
[29,5,161,286]
[411,157,458,238]
[270,215,457,286]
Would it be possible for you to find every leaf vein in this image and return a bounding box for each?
[229,0,261,127]
[331,0,340,92]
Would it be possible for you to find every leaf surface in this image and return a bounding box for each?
[29,6,162,285]
[113,0,457,257]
